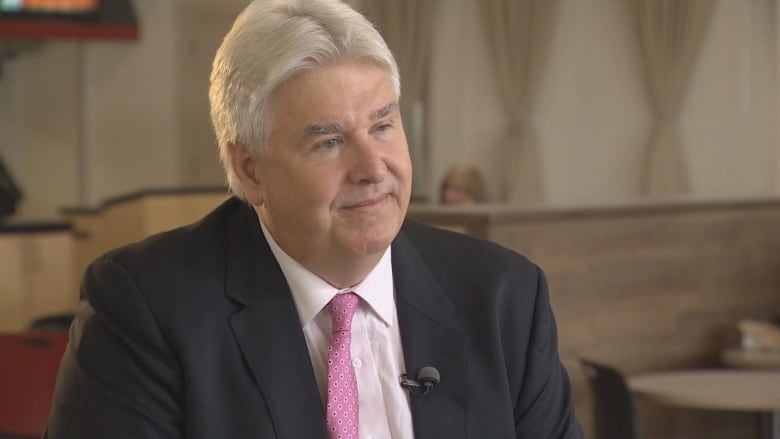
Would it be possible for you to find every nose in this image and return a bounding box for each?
[347,136,388,184]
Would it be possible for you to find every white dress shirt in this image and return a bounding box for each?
[259,220,414,439]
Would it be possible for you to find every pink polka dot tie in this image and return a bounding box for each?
[326,292,359,439]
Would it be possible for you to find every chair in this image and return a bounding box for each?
[580,358,642,439]
[0,332,68,439]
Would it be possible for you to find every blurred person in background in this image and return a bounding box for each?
[439,164,487,205]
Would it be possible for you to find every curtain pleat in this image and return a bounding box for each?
[628,0,717,196]
[478,0,560,202]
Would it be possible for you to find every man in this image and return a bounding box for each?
[45,0,582,437]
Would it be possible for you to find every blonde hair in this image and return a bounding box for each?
[439,165,488,204]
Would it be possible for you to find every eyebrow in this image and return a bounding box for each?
[371,101,398,121]
[301,101,398,140]
[302,123,343,139]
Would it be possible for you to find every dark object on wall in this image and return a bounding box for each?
[581,358,643,439]
[0,156,21,218]
[28,313,75,332]
[0,0,138,40]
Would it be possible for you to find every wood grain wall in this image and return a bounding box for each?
[0,227,75,331]
[409,198,780,439]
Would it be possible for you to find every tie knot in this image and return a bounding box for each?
[328,292,359,333]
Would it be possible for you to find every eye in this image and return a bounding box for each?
[374,123,392,133]
[318,138,341,149]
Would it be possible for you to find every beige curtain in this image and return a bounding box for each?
[362,0,440,200]
[628,0,716,196]
[478,0,560,202]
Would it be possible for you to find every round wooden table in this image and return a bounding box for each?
[629,370,780,438]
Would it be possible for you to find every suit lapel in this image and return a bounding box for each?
[223,204,327,439]
[220,205,467,437]
[392,228,468,438]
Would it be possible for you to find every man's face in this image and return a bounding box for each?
[242,60,412,285]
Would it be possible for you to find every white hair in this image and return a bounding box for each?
[209,0,401,198]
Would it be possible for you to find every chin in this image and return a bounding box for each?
[344,222,400,256]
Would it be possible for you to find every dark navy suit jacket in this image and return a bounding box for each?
[45,197,582,438]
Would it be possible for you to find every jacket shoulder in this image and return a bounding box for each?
[102,196,248,268]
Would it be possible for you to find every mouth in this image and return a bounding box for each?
[342,192,392,211]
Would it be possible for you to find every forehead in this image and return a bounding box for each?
[269,61,397,125]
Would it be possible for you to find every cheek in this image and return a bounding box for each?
[398,145,413,177]
[292,170,343,207]
[384,144,412,180]
[398,156,414,196]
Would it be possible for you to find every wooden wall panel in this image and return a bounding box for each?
[140,192,230,235]
[0,230,75,331]
[409,199,780,439]
[0,236,25,331]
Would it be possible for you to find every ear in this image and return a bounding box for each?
[229,142,264,205]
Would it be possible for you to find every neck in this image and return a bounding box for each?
[254,209,387,289]
[306,252,384,289]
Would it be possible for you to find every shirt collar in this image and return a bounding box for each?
[258,216,395,328]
